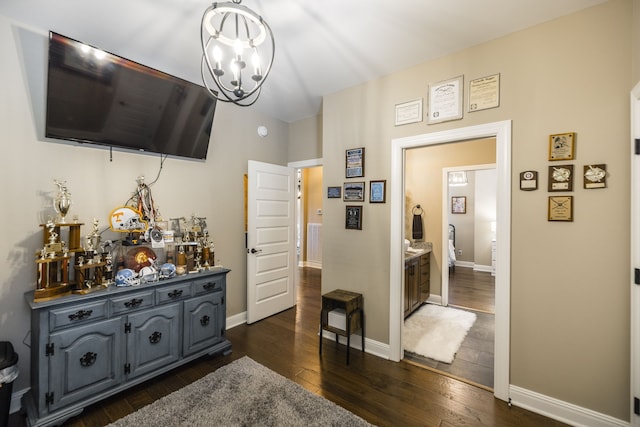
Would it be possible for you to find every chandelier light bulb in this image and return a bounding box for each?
[251,51,262,81]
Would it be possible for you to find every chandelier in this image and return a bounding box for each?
[200,0,275,106]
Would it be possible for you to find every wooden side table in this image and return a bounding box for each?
[319,289,364,364]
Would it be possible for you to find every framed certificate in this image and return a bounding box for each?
[548,196,573,221]
[395,99,422,126]
[428,75,463,124]
[468,73,500,112]
[549,132,575,161]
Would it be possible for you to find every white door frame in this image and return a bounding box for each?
[390,120,512,401]
[630,83,640,426]
[441,163,496,308]
[288,159,323,270]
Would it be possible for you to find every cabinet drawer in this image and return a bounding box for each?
[111,291,154,314]
[156,282,192,305]
[49,300,109,332]
[193,275,224,295]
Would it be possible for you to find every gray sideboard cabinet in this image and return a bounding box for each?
[22,268,232,427]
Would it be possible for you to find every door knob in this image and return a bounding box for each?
[250,248,262,254]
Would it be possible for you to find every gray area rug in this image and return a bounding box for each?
[108,356,374,426]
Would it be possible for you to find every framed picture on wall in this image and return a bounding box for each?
[327,186,342,199]
[428,75,464,124]
[548,132,575,161]
[345,147,365,178]
[343,182,365,202]
[345,205,363,230]
[369,180,386,203]
[451,196,466,214]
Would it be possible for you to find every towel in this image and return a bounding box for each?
[412,214,423,240]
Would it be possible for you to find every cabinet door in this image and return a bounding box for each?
[48,317,123,411]
[126,303,181,379]
[404,262,411,318]
[419,253,430,303]
[409,259,421,313]
[183,292,223,356]
[404,259,420,317]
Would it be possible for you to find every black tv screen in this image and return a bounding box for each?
[45,32,216,160]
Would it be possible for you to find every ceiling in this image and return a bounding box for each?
[1,0,606,123]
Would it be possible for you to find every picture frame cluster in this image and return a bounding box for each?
[327,147,387,230]
[520,132,608,222]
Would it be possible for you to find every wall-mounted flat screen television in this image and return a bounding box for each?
[45,32,216,160]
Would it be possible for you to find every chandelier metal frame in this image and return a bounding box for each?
[201,0,275,106]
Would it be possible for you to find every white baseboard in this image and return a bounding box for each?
[454,261,474,268]
[10,387,26,414]
[320,330,390,359]
[426,295,442,305]
[473,264,492,273]
[301,261,322,269]
[509,385,629,427]
[226,311,247,329]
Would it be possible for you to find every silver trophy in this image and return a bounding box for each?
[53,180,72,223]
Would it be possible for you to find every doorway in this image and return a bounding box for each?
[289,159,323,268]
[404,155,497,388]
[389,120,511,402]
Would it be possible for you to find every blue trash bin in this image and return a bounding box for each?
[0,342,18,427]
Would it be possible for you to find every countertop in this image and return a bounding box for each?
[404,247,431,261]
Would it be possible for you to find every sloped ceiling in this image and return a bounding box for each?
[0,0,607,123]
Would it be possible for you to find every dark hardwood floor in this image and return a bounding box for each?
[448,267,495,314]
[406,267,496,389]
[11,267,567,427]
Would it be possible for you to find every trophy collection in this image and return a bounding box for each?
[33,178,218,302]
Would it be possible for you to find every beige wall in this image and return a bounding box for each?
[0,16,289,392]
[322,0,631,420]
[288,114,323,162]
[405,139,496,294]
[634,0,640,83]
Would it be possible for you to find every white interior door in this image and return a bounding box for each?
[246,160,296,324]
